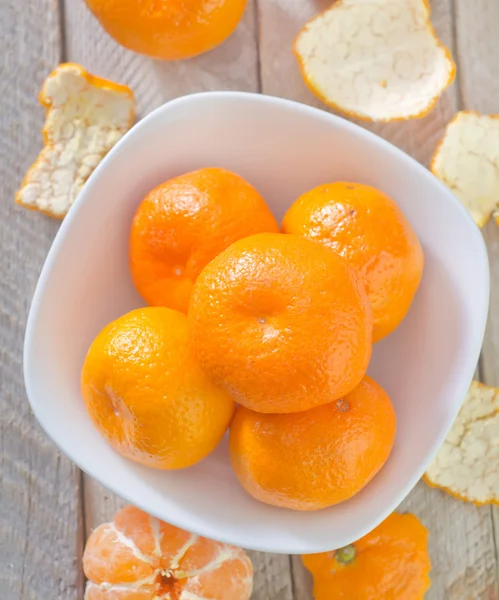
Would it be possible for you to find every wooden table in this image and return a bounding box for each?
[2,1,499,598]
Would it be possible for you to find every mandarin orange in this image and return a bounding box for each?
[189,232,373,414]
[229,375,396,510]
[282,182,424,341]
[83,505,253,600]
[302,513,430,599]
[84,0,248,60]
[81,307,234,469]
[130,168,279,313]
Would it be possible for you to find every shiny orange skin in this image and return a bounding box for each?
[230,376,396,510]
[84,0,248,61]
[130,168,279,313]
[189,232,373,414]
[81,307,235,469]
[302,513,431,599]
[83,505,253,600]
[282,182,424,342]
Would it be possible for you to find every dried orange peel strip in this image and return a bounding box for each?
[294,0,455,122]
[16,63,135,218]
[425,381,499,505]
[431,111,499,227]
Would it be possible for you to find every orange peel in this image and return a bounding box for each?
[15,63,135,218]
[424,381,499,506]
[293,0,455,122]
[431,111,499,227]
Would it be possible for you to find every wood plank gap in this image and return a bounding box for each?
[17,469,34,600]
[477,356,486,382]
[288,555,297,600]
[254,0,263,93]
[491,508,499,589]
[58,0,68,62]
[79,470,88,548]
[449,0,464,111]
[75,469,86,600]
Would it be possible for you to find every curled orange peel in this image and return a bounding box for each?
[293,0,455,122]
[424,381,499,506]
[15,63,135,218]
[431,111,499,228]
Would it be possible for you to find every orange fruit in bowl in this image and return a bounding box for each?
[81,307,235,469]
[230,375,396,511]
[189,232,373,414]
[84,0,248,60]
[282,182,424,342]
[83,505,253,600]
[130,168,279,313]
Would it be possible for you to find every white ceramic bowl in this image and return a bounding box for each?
[24,92,489,554]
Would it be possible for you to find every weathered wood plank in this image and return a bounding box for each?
[83,478,126,538]
[249,553,294,600]
[258,0,498,598]
[65,1,295,597]
[454,0,499,386]
[454,0,499,114]
[0,2,84,600]
[455,0,499,594]
[401,483,497,599]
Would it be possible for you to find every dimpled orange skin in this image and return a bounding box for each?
[230,376,396,510]
[83,505,253,600]
[130,168,279,313]
[81,307,235,469]
[189,232,373,414]
[282,182,424,342]
[84,0,248,61]
[302,513,431,600]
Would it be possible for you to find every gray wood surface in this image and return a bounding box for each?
[0,2,84,600]
[2,0,499,598]
[455,2,499,595]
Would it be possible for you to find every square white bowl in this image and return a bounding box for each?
[24,92,489,554]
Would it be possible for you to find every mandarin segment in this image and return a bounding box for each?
[176,537,225,576]
[178,538,253,600]
[183,553,253,600]
[113,506,161,569]
[282,182,424,342]
[85,0,248,60]
[431,111,499,227]
[302,513,430,599]
[83,506,253,600]
[425,381,499,505]
[81,307,235,469]
[189,232,373,414]
[83,523,155,585]
[15,63,134,218]
[294,0,455,121]
[158,524,196,570]
[229,376,396,511]
[129,167,279,313]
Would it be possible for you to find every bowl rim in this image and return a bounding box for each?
[24,91,490,553]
